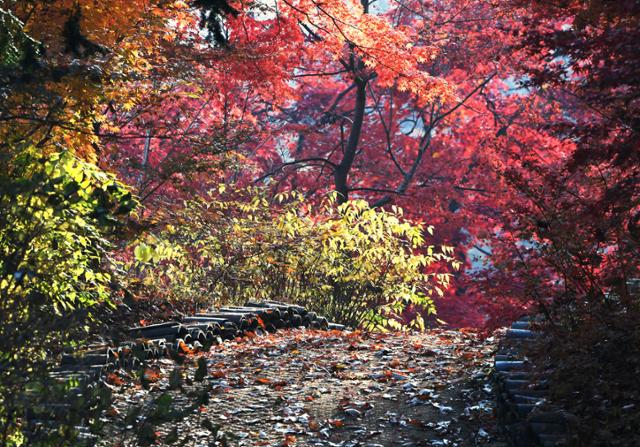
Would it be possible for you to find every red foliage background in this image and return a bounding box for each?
[101,0,639,329]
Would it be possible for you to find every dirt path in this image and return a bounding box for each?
[100,329,507,447]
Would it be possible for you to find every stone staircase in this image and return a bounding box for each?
[495,317,571,447]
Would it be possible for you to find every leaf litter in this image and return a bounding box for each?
[98,328,507,446]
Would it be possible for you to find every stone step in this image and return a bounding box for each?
[509,389,548,399]
[527,410,570,423]
[506,329,539,339]
[503,379,531,390]
[497,371,531,380]
[530,422,566,435]
[537,433,567,447]
[496,346,522,355]
[495,354,522,361]
[495,360,527,372]
[511,321,531,330]
[515,403,537,416]
[513,394,544,404]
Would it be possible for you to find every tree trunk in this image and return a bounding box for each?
[334,79,367,203]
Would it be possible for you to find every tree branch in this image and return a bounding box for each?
[254,157,337,183]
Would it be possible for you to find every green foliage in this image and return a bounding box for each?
[0,7,40,69]
[131,188,457,329]
[0,146,135,444]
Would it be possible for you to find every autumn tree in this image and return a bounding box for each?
[512,0,640,306]
[0,1,175,442]
[238,0,559,326]
[462,0,640,325]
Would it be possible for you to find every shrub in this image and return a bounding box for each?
[0,147,135,444]
[130,188,458,329]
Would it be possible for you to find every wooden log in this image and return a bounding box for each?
[128,322,188,340]
[245,301,305,318]
[265,300,307,315]
[188,328,207,345]
[183,316,237,328]
[222,306,282,321]
[61,353,110,366]
[195,312,258,330]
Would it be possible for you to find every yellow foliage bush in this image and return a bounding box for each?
[130,187,458,329]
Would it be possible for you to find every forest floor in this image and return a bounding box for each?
[99,328,508,447]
